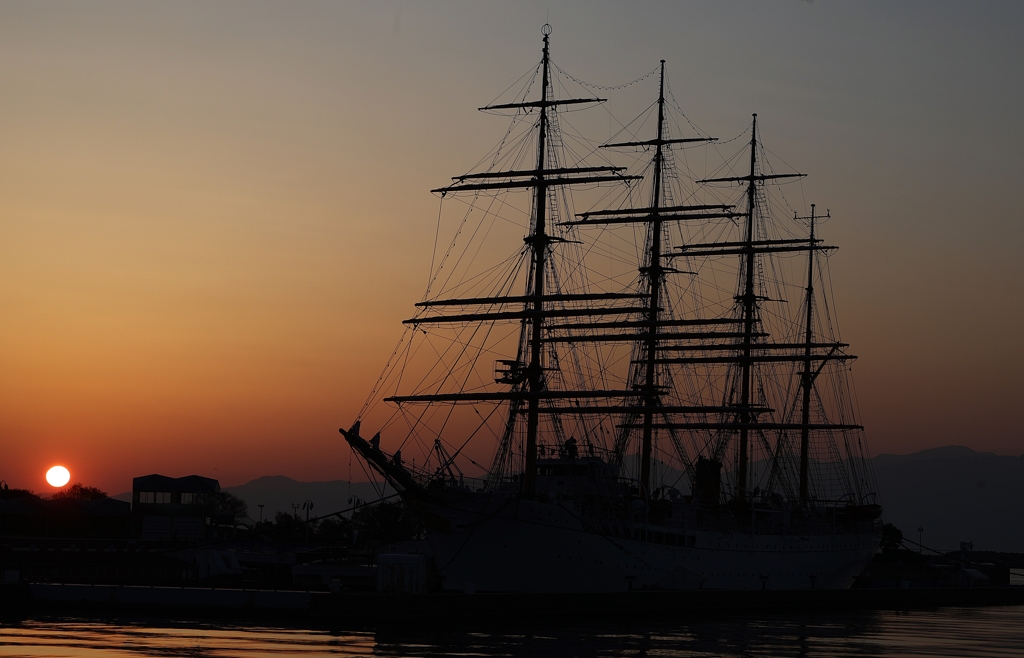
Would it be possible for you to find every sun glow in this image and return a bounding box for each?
[46,465,70,487]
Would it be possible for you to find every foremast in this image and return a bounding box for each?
[386,25,639,498]
[524,26,553,498]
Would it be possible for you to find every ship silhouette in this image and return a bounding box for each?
[342,25,881,592]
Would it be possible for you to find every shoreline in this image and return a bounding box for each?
[4,583,1024,629]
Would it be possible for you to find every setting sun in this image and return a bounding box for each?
[45,465,71,488]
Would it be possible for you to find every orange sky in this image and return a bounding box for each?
[1,2,1022,495]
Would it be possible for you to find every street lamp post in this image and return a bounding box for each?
[302,500,314,545]
[918,526,924,554]
[258,504,264,523]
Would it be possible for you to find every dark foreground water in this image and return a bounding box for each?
[2,605,1023,657]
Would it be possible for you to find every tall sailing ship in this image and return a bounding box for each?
[341,26,882,592]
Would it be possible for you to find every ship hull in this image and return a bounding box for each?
[417,495,878,593]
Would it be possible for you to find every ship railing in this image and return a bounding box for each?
[421,473,490,494]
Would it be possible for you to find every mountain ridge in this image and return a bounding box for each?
[216,445,1024,552]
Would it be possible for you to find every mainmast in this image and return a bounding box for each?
[569,63,728,495]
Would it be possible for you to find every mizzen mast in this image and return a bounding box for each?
[697,114,805,502]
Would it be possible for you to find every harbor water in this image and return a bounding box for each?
[2,605,1023,657]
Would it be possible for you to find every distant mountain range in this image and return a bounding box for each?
[200,445,1024,552]
[872,445,1024,553]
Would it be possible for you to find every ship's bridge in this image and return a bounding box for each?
[534,454,621,499]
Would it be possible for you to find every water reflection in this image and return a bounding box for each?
[1,606,1022,657]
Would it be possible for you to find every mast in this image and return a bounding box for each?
[521,25,553,497]
[695,115,809,504]
[567,65,727,488]
[411,25,636,497]
[798,204,817,505]
[737,114,759,503]
[639,61,667,495]
[791,204,843,505]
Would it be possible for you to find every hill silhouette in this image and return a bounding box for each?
[872,445,1024,552]
[218,446,1024,552]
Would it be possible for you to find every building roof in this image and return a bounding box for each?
[132,474,220,494]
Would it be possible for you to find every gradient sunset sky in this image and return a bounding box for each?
[1,1,1022,495]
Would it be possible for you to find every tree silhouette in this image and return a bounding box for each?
[51,483,107,500]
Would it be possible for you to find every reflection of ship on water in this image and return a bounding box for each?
[341,25,882,592]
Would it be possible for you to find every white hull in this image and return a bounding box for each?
[422,497,878,593]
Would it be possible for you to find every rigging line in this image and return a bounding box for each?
[478,63,542,118]
[467,406,504,464]
[374,324,448,428]
[552,61,660,92]
[425,200,479,298]
[394,405,444,452]
[431,247,527,302]
[426,216,521,309]
[759,147,802,218]
[359,329,412,418]
[662,80,714,141]
[396,326,486,418]
[664,89,745,169]
[388,319,420,408]
[425,195,445,299]
[411,328,521,372]
[431,216,522,301]
[699,140,750,185]
[456,198,531,292]
[601,100,660,147]
[442,189,532,226]
[435,403,505,476]
[761,143,807,182]
[455,312,511,399]
[552,114,622,168]
[484,61,542,110]
[459,114,529,178]
[351,452,389,501]
[458,90,537,187]
[400,296,513,444]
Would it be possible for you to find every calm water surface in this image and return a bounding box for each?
[2,606,1023,657]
